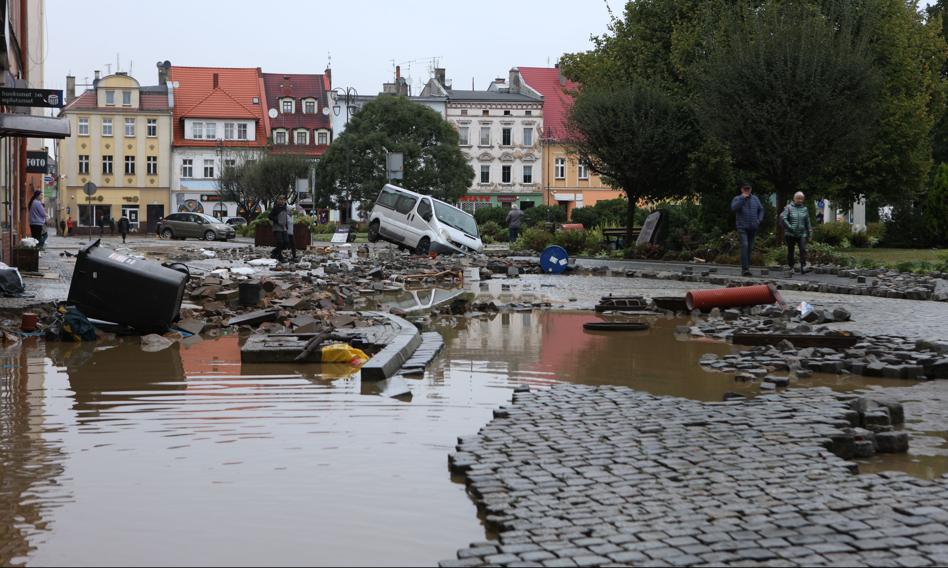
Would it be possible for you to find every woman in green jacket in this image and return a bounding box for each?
[782,192,812,273]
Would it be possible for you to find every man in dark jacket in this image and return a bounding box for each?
[506,204,525,243]
[118,214,131,244]
[730,182,765,276]
[269,197,289,261]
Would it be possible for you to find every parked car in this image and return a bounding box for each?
[224,216,247,227]
[157,213,236,241]
[367,184,483,254]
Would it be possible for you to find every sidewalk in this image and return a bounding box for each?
[0,237,76,310]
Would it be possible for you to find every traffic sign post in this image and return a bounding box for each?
[83,182,97,239]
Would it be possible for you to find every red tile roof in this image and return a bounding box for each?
[261,73,332,133]
[169,66,269,147]
[61,89,170,113]
[518,67,579,142]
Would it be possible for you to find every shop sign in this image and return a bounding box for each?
[0,88,64,108]
[459,195,492,202]
[200,194,222,202]
[25,151,48,173]
[497,195,518,203]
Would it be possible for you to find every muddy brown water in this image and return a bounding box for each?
[0,310,943,566]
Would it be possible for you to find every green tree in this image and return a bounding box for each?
[925,162,948,245]
[694,1,880,225]
[219,159,261,220]
[245,154,312,210]
[566,82,699,241]
[314,96,473,209]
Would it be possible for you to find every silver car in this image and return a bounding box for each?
[158,213,236,241]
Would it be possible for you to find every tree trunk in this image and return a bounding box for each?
[626,194,637,246]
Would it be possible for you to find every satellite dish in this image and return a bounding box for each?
[321,107,330,116]
[268,108,279,119]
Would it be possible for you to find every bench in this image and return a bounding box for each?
[602,227,641,249]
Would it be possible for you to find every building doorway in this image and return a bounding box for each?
[121,205,140,230]
[146,204,164,234]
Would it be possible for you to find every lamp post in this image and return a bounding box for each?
[331,87,359,223]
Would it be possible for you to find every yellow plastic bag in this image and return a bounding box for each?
[320,343,370,366]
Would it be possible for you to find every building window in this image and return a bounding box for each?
[147,119,157,137]
[503,110,511,116]
[193,122,203,139]
[102,155,113,175]
[78,117,89,136]
[555,158,566,179]
[523,127,533,146]
[502,165,512,184]
[224,123,234,140]
[224,158,236,169]
[105,90,115,105]
[206,122,217,140]
[525,110,532,116]
[295,130,308,145]
[78,155,89,174]
[282,99,294,113]
[182,159,193,178]
[275,130,287,145]
[204,159,215,178]
[304,100,316,114]
[523,165,533,184]
[147,156,157,175]
[124,155,136,175]
[502,128,512,146]
[237,123,248,140]
[124,118,135,137]
[479,127,490,146]
[480,164,490,184]
[459,127,469,146]
[460,109,468,116]
[102,118,113,136]
[317,131,329,145]
[122,90,131,106]
[578,161,589,180]
[482,109,489,116]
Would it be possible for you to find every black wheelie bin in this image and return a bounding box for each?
[67,240,188,333]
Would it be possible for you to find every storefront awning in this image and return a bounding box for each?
[0,114,70,138]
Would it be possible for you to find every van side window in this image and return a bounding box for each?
[417,198,433,222]
[394,194,418,215]
[376,188,399,209]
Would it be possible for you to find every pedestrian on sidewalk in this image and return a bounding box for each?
[268,197,289,261]
[782,191,812,273]
[506,203,524,244]
[28,190,47,249]
[285,203,298,262]
[118,214,130,244]
[108,217,116,235]
[730,182,765,277]
[59,218,66,236]
[66,215,75,236]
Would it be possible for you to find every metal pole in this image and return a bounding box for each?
[88,193,92,240]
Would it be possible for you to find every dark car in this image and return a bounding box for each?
[157,213,236,241]
[224,216,247,227]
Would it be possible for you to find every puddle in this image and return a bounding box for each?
[1,310,945,565]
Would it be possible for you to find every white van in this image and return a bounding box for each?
[367,184,483,254]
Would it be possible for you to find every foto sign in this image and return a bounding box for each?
[0,88,64,108]
[25,151,48,173]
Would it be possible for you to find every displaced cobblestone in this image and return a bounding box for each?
[444,385,948,567]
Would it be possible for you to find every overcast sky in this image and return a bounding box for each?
[44,0,614,96]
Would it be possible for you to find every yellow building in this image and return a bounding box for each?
[517,67,624,220]
[57,71,172,232]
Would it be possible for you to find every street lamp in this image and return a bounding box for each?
[331,86,359,125]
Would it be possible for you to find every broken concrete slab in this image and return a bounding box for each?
[226,309,280,327]
[176,318,206,336]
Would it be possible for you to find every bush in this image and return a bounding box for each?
[514,227,554,252]
[866,222,886,242]
[570,207,601,229]
[896,261,916,273]
[624,243,665,259]
[478,221,505,241]
[807,242,852,266]
[594,199,630,226]
[523,205,567,228]
[314,221,338,236]
[849,230,869,248]
[812,221,852,247]
[552,228,605,255]
[474,206,508,226]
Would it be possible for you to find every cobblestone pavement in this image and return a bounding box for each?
[444,385,948,567]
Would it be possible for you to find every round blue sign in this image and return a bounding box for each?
[817,200,826,209]
[540,245,569,274]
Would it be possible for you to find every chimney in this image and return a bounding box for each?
[157,60,171,86]
[66,75,76,104]
[93,69,100,87]
[509,68,521,94]
[325,67,332,88]
[213,73,219,89]
[435,67,446,86]
[396,65,401,81]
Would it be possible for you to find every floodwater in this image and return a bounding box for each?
[0,310,943,566]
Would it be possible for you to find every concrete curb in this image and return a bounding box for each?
[360,311,422,382]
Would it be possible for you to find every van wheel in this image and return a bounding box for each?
[415,237,431,256]
[204,230,217,241]
[160,228,174,240]
[368,220,380,243]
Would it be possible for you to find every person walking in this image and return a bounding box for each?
[782,191,812,273]
[118,214,131,244]
[66,215,75,236]
[730,182,765,277]
[285,203,298,262]
[506,203,524,243]
[268,197,289,261]
[28,190,47,249]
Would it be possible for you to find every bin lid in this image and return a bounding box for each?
[540,245,569,274]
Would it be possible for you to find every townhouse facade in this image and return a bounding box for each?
[57,71,172,232]
[517,66,623,219]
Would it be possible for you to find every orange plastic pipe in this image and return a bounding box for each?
[686,283,783,311]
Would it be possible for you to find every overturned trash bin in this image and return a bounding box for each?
[67,240,188,333]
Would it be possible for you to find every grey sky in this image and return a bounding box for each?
[45,0,614,95]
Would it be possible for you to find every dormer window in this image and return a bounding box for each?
[281,99,295,114]
[122,91,131,106]
[316,130,329,145]
[294,129,309,145]
[274,129,288,145]
[105,90,115,106]
[304,100,316,114]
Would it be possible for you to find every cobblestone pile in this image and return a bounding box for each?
[444,385,948,567]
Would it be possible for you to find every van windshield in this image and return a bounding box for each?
[433,202,478,237]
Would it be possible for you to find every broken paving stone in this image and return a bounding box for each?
[176,318,206,336]
[226,309,281,327]
[141,333,174,353]
[875,431,910,453]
